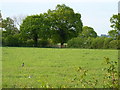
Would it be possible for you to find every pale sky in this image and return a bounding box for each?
[0,0,119,35]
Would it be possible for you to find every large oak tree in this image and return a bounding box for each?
[47,4,83,47]
[20,14,49,47]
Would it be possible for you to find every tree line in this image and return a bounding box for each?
[0,4,120,49]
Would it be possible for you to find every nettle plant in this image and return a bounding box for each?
[76,66,98,88]
[71,57,119,88]
[70,66,98,88]
[103,57,119,88]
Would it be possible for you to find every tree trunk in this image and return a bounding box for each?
[33,34,38,47]
[61,42,64,48]
[33,38,38,47]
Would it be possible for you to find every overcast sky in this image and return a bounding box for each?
[0,0,119,35]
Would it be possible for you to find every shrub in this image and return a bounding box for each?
[109,40,120,49]
[38,39,50,47]
[70,57,118,88]
[67,37,85,48]
[2,37,5,46]
[91,37,105,49]
[103,38,113,49]
[25,40,34,47]
[83,37,94,49]
[5,34,22,47]
[103,57,118,88]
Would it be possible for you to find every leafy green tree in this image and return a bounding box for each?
[20,14,49,47]
[12,15,26,30]
[0,11,2,46]
[47,4,83,47]
[79,26,97,38]
[0,10,2,28]
[2,17,19,36]
[1,16,20,46]
[110,14,120,32]
[110,14,120,40]
[108,30,118,39]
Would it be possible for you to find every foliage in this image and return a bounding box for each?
[79,26,97,38]
[0,11,3,28]
[103,57,118,88]
[20,4,83,48]
[68,37,105,49]
[3,34,22,47]
[1,17,21,47]
[1,17,19,36]
[24,40,34,47]
[1,7,120,49]
[110,14,120,32]
[47,4,83,47]
[70,57,118,88]
[91,37,105,49]
[20,14,49,47]
[38,39,50,47]
[67,36,120,49]
[109,40,120,49]
[103,37,113,49]
[67,37,85,48]
[108,30,118,39]
[109,14,120,40]
[70,66,98,88]
[83,37,94,48]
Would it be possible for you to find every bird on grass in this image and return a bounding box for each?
[22,62,24,67]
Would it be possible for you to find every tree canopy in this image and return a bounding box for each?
[20,4,83,47]
[2,17,19,36]
[108,30,118,39]
[1,4,119,49]
[20,14,50,47]
[110,14,120,32]
[79,26,97,38]
[47,4,83,47]
[109,14,120,40]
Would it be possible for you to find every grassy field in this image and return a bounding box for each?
[2,47,118,88]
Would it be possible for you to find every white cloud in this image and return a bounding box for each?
[0,0,118,3]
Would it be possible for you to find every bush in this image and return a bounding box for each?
[2,37,5,46]
[91,37,105,49]
[38,40,50,47]
[67,37,120,49]
[109,40,120,49]
[103,57,118,88]
[68,37,106,49]
[103,38,113,49]
[4,34,22,47]
[25,40,34,47]
[67,37,85,48]
[83,37,94,49]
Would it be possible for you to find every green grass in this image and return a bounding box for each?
[2,47,118,88]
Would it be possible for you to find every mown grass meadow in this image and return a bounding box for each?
[2,47,118,88]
